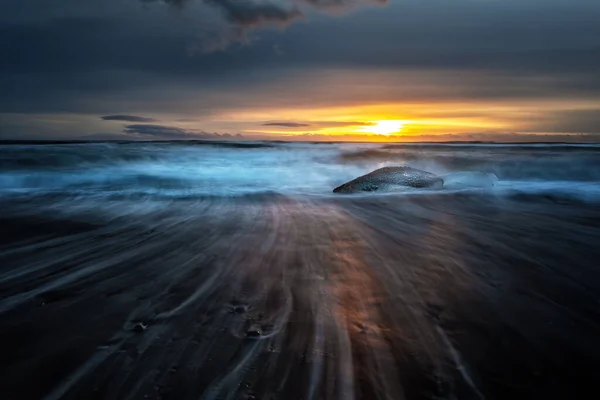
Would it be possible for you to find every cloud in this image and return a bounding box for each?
[519,109,600,134]
[206,0,302,27]
[314,121,374,127]
[262,122,311,127]
[304,0,387,13]
[260,120,375,129]
[2,0,600,140]
[123,124,239,140]
[77,133,144,141]
[143,0,386,51]
[101,114,157,122]
[143,0,302,27]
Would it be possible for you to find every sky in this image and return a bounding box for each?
[1,0,599,142]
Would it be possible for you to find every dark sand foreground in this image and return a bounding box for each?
[1,194,600,400]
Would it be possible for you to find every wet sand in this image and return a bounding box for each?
[1,194,600,399]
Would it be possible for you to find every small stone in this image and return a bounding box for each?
[133,322,148,333]
[245,328,262,339]
[234,305,247,314]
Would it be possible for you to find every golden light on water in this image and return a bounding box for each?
[358,120,405,135]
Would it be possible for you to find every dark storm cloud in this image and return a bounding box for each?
[141,0,386,53]
[207,0,302,27]
[143,0,385,30]
[102,115,157,122]
[262,122,311,127]
[2,0,600,139]
[144,0,300,27]
[123,124,234,140]
[2,1,599,78]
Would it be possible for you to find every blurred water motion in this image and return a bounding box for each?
[1,142,600,399]
[1,141,600,200]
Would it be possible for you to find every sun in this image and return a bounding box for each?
[359,120,404,135]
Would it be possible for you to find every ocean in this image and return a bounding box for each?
[1,141,599,399]
[1,141,600,201]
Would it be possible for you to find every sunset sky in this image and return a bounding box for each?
[1,0,599,141]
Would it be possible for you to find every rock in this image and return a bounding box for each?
[234,305,247,314]
[132,322,148,333]
[245,327,262,339]
[333,166,443,194]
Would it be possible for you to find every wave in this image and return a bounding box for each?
[336,146,600,181]
[0,142,277,170]
[1,141,599,203]
[381,142,600,149]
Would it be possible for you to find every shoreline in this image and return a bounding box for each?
[1,195,599,399]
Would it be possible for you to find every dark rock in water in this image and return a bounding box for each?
[245,327,262,339]
[234,305,248,314]
[132,322,148,333]
[333,166,443,194]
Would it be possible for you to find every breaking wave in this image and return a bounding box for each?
[0,141,599,202]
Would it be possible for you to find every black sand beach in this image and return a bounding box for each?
[4,0,600,397]
[1,193,600,400]
[2,142,600,399]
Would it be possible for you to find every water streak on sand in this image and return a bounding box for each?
[1,142,600,399]
[1,194,599,399]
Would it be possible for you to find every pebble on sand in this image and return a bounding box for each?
[245,327,262,339]
[133,322,148,333]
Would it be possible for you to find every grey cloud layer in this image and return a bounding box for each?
[261,121,374,128]
[262,122,311,127]
[144,0,301,27]
[124,124,240,139]
[1,0,600,138]
[102,115,157,122]
[145,0,385,27]
[142,0,386,51]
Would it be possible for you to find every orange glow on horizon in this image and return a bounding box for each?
[210,99,597,141]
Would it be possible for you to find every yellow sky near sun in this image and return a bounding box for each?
[168,66,600,142]
[182,95,600,142]
[222,102,509,140]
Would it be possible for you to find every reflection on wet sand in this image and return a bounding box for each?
[1,194,600,399]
